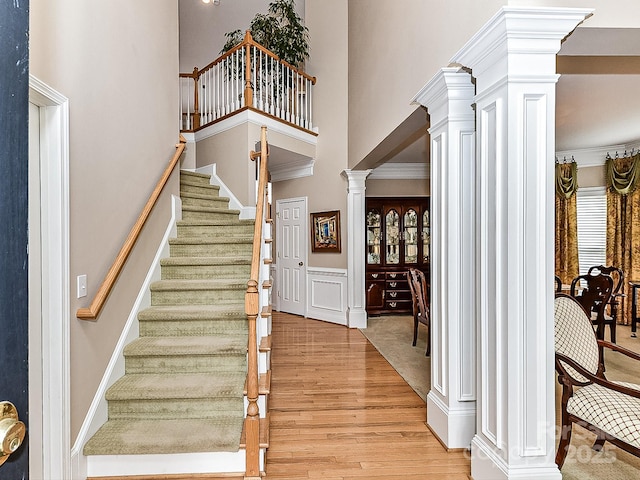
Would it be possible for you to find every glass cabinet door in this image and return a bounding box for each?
[422,209,430,263]
[366,209,381,264]
[404,208,418,264]
[385,209,400,264]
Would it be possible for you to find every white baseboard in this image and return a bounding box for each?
[87,451,248,477]
[470,435,562,480]
[193,164,256,219]
[426,391,476,449]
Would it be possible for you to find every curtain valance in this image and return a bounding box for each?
[555,161,578,199]
[606,153,640,196]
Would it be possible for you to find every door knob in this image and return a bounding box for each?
[298,262,304,266]
[0,402,26,467]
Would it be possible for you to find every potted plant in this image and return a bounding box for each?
[220,0,310,69]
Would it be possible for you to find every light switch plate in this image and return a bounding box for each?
[77,274,87,298]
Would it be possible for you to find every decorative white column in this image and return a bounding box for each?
[452,7,592,479]
[412,68,477,449]
[342,169,372,328]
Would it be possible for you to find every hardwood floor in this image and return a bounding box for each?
[86,312,470,480]
[265,312,471,479]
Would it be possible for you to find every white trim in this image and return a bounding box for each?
[73,195,182,479]
[193,109,318,144]
[369,162,429,180]
[306,268,348,325]
[557,139,640,167]
[28,75,71,480]
[87,451,246,477]
[269,156,315,182]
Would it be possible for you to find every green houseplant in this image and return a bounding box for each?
[221,0,310,69]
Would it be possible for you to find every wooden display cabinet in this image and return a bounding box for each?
[365,197,430,315]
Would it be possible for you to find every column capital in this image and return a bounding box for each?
[341,169,372,190]
[452,7,593,82]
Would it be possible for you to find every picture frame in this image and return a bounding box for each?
[311,210,341,253]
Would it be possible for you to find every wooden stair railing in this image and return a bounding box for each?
[77,135,187,320]
[244,125,269,479]
[179,31,317,134]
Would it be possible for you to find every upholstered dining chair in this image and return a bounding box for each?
[555,275,562,293]
[570,272,614,342]
[588,265,625,343]
[407,268,430,356]
[554,293,640,468]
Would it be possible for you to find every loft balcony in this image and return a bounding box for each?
[180,31,317,136]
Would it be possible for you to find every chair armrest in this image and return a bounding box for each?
[556,352,640,398]
[598,339,640,361]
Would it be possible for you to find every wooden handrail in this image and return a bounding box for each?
[244,125,269,477]
[77,135,187,320]
[197,31,316,84]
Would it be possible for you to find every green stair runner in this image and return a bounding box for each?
[84,170,253,456]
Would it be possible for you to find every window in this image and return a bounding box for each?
[576,187,607,275]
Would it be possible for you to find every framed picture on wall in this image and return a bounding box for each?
[311,210,341,253]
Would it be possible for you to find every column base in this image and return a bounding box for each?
[346,307,367,329]
[427,391,475,450]
[470,435,562,480]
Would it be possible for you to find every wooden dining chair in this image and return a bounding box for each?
[554,293,640,468]
[588,265,625,343]
[570,272,614,342]
[407,268,430,356]
[555,275,562,293]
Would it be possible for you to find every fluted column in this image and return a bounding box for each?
[412,68,477,449]
[342,169,372,328]
[451,7,593,479]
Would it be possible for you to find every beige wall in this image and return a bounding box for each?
[366,178,430,198]
[179,0,304,72]
[346,0,640,170]
[270,0,350,270]
[30,0,180,442]
[196,125,256,205]
[578,165,606,188]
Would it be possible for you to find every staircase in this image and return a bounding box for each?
[84,169,271,477]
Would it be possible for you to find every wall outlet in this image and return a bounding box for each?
[77,274,87,298]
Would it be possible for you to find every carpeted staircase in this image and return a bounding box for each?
[84,170,255,459]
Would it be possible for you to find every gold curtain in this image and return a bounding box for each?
[606,153,640,325]
[555,162,579,285]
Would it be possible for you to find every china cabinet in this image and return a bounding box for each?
[365,197,430,315]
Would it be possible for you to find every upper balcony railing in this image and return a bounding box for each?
[180,31,316,134]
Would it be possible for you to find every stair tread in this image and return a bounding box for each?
[84,417,244,455]
[170,234,253,243]
[180,191,229,201]
[151,279,248,290]
[160,256,252,266]
[107,372,246,400]
[125,335,247,355]
[177,219,254,226]
[138,304,246,320]
[182,205,241,215]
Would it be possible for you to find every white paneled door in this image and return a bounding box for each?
[276,197,307,316]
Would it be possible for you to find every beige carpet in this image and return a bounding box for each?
[359,314,430,400]
[360,315,640,479]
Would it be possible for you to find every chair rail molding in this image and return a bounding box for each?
[451,6,593,480]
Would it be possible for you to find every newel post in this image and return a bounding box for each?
[192,67,200,129]
[244,30,253,108]
[244,278,260,479]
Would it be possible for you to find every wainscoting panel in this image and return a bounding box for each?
[306,267,347,326]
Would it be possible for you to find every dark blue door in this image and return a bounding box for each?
[0,0,30,477]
